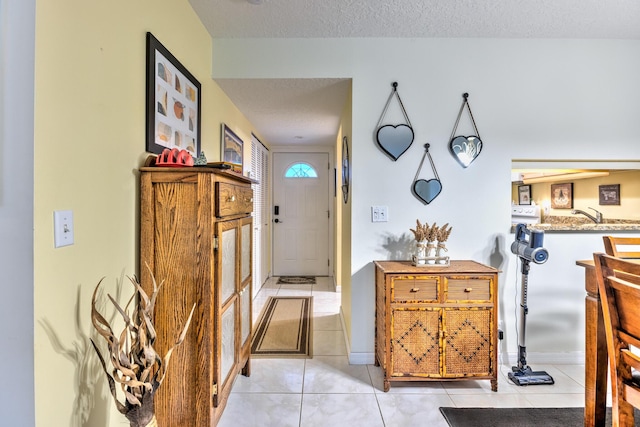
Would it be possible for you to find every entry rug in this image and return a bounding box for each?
[277,276,316,285]
[251,296,313,358]
[439,407,640,427]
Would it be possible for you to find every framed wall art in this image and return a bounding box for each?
[550,183,573,209]
[221,124,243,169]
[599,184,620,205]
[518,185,531,205]
[146,32,201,156]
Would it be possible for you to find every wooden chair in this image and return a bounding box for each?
[603,236,640,259]
[593,253,640,426]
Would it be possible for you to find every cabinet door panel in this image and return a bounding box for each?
[390,308,440,376]
[240,284,251,346]
[219,301,236,400]
[220,225,237,304]
[241,221,252,284]
[442,308,492,377]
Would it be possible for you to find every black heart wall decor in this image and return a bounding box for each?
[449,135,482,168]
[411,143,443,205]
[412,178,442,204]
[375,82,414,161]
[448,93,484,168]
[376,124,414,161]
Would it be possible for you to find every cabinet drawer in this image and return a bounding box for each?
[216,182,253,217]
[446,278,491,302]
[392,277,438,302]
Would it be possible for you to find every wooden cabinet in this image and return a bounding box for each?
[140,167,253,426]
[374,260,498,392]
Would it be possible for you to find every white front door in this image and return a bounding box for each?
[273,152,330,276]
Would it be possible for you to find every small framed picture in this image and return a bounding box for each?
[518,185,532,205]
[550,183,573,209]
[221,124,243,168]
[599,184,620,205]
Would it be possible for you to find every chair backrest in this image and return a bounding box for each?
[603,236,640,259]
[593,252,640,426]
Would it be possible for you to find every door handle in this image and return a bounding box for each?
[274,218,283,223]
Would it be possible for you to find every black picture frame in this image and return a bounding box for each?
[146,32,201,156]
[221,124,243,168]
[599,184,620,205]
[518,185,531,205]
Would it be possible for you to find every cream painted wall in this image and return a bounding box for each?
[337,86,353,345]
[212,37,640,364]
[33,1,259,425]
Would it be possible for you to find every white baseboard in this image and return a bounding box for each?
[338,307,375,365]
[499,351,585,366]
[348,352,375,365]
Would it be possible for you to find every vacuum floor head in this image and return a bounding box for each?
[508,367,555,386]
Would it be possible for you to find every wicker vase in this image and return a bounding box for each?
[127,414,157,427]
[124,393,157,427]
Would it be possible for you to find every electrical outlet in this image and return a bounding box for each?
[54,210,74,248]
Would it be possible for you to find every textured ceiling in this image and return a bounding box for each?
[191,0,640,39]
[191,0,640,146]
[215,79,351,146]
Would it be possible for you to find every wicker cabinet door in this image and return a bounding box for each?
[390,308,440,376]
[442,308,493,377]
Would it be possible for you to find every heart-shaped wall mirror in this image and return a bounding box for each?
[376,124,414,161]
[448,93,484,168]
[412,178,442,204]
[375,82,414,161]
[411,143,443,205]
[449,135,482,168]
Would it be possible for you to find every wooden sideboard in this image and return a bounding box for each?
[374,260,499,392]
[140,167,253,426]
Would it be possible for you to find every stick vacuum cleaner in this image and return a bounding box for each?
[508,223,555,386]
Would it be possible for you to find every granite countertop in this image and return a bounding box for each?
[511,216,640,233]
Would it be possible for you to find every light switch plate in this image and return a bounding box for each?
[54,210,74,248]
[371,206,389,222]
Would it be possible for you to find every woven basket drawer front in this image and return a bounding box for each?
[446,278,491,302]
[391,308,440,376]
[442,308,492,376]
[392,277,438,302]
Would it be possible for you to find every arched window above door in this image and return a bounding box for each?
[284,162,318,178]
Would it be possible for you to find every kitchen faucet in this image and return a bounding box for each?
[571,207,603,224]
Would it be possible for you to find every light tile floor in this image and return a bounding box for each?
[218,276,593,427]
